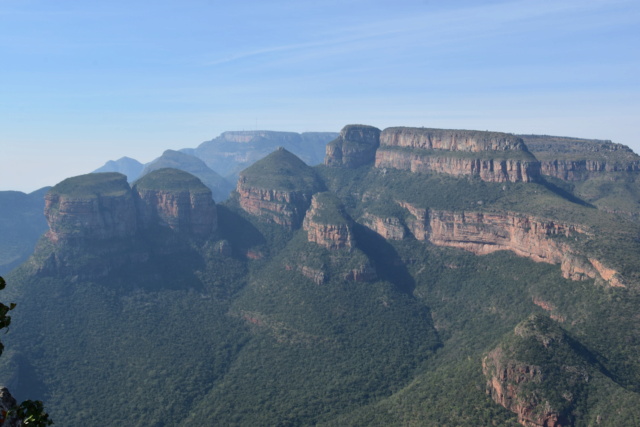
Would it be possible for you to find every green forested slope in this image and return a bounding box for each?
[1,153,640,426]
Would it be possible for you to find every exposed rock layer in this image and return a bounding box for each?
[325,125,381,168]
[237,182,313,229]
[375,128,541,182]
[362,203,623,287]
[237,148,322,229]
[303,193,354,250]
[44,174,137,243]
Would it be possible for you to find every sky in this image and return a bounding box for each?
[1,0,639,192]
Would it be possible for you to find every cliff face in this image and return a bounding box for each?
[521,135,640,181]
[362,202,624,287]
[380,127,528,152]
[44,173,137,243]
[134,169,217,237]
[538,159,640,181]
[375,128,541,183]
[375,150,540,183]
[303,192,354,250]
[482,315,593,427]
[325,125,381,168]
[237,183,314,228]
[237,148,323,229]
[483,348,566,427]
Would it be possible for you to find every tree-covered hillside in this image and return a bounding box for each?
[2,128,640,426]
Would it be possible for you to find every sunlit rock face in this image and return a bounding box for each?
[375,127,541,183]
[44,173,137,243]
[303,192,354,250]
[237,148,323,229]
[325,124,381,168]
[134,168,217,237]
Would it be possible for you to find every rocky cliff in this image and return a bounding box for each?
[324,125,381,168]
[521,135,640,181]
[44,173,137,243]
[361,203,624,287]
[483,315,595,427]
[375,128,541,182]
[237,148,323,229]
[36,170,219,278]
[133,168,217,237]
[302,192,354,250]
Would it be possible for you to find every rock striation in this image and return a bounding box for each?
[325,125,381,168]
[44,173,137,243]
[133,168,217,237]
[521,135,640,181]
[302,192,354,250]
[361,202,624,287]
[375,127,541,182]
[237,148,323,229]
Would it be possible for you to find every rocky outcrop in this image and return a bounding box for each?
[538,160,640,181]
[483,315,593,427]
[303,193,354,250]
[134,169,217,237]
[375,150,540,182]
[375,127,541,182]
[325,125,381,168]
[380,127,528,152]
[237,184,314,229]
[521,135,640,181]
[362,201,623,287]
[360,213,406,240]
[237,148,323,229]
[44,173,137,243]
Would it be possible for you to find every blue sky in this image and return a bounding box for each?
[1,0,639,192]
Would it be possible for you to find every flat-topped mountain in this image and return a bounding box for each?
[521,134,640,181]
[375,127,541,182]
[193,130,338,180]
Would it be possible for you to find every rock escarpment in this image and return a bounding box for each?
[237,148,323,229]
[44,173,137,243]
[521,135,640,181]
[361,203,624,287]
[303,192,354,250]
[324,125,381,168]
[483,315,594,427]
[133,168,217,237]
[375,128,541,182]
[37,170,218,277]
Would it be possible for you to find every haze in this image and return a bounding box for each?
[1,0,638,192]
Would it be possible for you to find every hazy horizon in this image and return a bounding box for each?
[2,0,639,192]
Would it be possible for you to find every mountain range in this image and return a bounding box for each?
[1,124,640,426]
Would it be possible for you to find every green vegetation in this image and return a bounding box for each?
[3,137,640,425]
[521,134,639,162]
[48,173,130,198]
[307,192,349,225]
[239,148,324,192]
[133,168,211,193]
